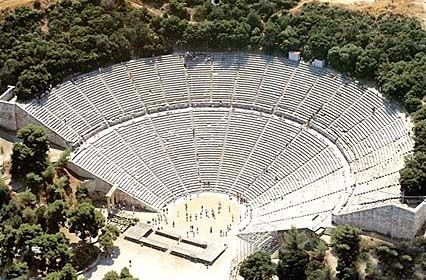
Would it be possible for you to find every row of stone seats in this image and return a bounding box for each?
[72,143,163,208]
[249,177,345,231]
[71,107,346,211]
[100,63,146,116]
[20,53,406,150]
[24,94,80,141]
[18,52,413,221]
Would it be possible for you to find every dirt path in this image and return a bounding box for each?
[0,0,32,10]
[128,0,164,16]
[290,0,313,12]
[2,0,425,27]
[0,0,51,11]
[292,0,425,28]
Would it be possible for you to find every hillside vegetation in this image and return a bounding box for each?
[0,124,122,278]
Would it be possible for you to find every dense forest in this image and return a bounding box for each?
[0,125,121,278]
[0,0,425,194]
[240,226,426,280]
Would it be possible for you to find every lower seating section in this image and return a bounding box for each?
[247,169,345,231]
[18,52,414,232]
[71,107,349,211]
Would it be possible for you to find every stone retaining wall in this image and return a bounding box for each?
[66,161,111,201]
[332,201,426,239]
[0,100,17,131]
[66,161,156,211]
[0,101,69,147]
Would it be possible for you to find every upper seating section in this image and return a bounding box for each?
[19,53,407,148]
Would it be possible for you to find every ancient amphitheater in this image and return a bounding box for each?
[3,52,418,240]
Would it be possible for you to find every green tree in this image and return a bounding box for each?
[14,64,52,100]
[399,150,426,196]
[25,232,72,273]
[99,224,120,257]
[328,44,363,74]
[239,251,276,280]
[16,189,37,208]
[68,201,105,241]
[305,239,331,279]
[331,224,361,280]
[276,227,310,280]
[17,124,49,154]
[45,263,77,280]
[76,185,90,202]
[277,248,309,280]
[21,206,36,224]
[306,260,332,280]
[338,267,359,280]
[278,26,302,53]
[414,120,426,150]
[10,143,35,179]
[45,199,67,233]
[413,106,426,123]
[399,161,425,196]
[0,200,22,228]
[15,223,43,252]
[375,244,416,279]
[25,172,43,194]
[158,16,188,45]
[103,270,120,280]
[0,225,18,267]
[169,0,190,20]
[355,49,378,78]
[404,95,422,113]
[119,267,138,279]
[11,125,50,179]
[3,261,29,280]
[44,271,63,280]
[0,178,11,208]
[46,175,69,203]
[42,163,55,184]
[255,0,276,20]
[35,204,48,230]
[312,239,328,261]
[0,59,21,90]
[246,10,262,30]
[376,58,424,102]
[55,146,72,173]
[102,267,138,280]
[304,32,334,61]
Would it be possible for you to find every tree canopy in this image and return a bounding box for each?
[0,0,424,102]
[331,224,362,280]
[11,124,49,179]
[99,224,121,257]
[239,251,276,280]
[1,126,108,279]
[68,201,105,241]
[102,267,139,280]
[241,228,332,280]
[0,178,11,208]
[277,227,310,280]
